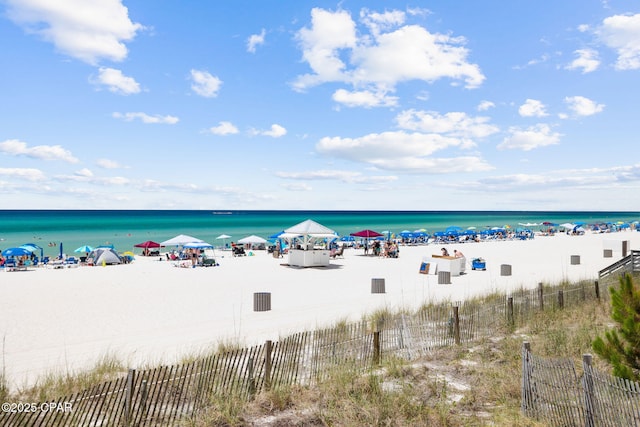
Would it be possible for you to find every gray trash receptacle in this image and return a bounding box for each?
[500,264,512,276]
[603,249,613,258]
[371,278,385,294]
[438,271,451,284]
[253,292,271,312]
[570,255,580,265]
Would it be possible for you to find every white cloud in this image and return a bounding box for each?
[332,88,398,108]
[5,0,143,65]
[565,49,600,73]
[247,28,266,53]
[0,167,46,181]
[97,158,125,169]
[93,67,140,95]
[518,99,548,117]
[208,121,239,135]
[396,110,499,139]
[75,168,93,177]
[498,124,561,151]
[190,69,222,98]
[564,96,605,116]
[316,131,493,173]
[253,124,287,138]
[0,139,79,163]
[293,8,484,96]
[112,112,179,124]
[281,182,313,191]
[597,13,640,70]
[276,169,398,184]
[477,100,495,111]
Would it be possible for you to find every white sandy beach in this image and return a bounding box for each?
[1,230,639,391]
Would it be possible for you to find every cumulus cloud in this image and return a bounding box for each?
[190,69,222,97]
[498,124,562,151]
[332,88,398,108]
[316,131,493,173]
[293,7,484,102]
[0,139,79,163]
[564,96,605,116]
[208,121,239,135]
[92,67,141,95]
[0,167,46,181]
[597,13,640,70]
[247,28,266,53]
[5,0,143,65]
[395,110,499,139]
[477,100,495,111]
[565,48,600,73]
[252,124,287,138]
[97,158,126,169]
[518,99,548,117]
[112,112,179,124]
[276,169,397,184]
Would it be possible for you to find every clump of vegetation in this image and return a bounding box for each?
[592,273,640,381]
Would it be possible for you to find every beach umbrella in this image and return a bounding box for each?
[133,240,162,249]
[237,235,267,244]
[20,243,43,258]
[350,229,383,238]
[560,223,575,229]
[2,247,31,257]
[74,245,94,253]
[59,242,63,259]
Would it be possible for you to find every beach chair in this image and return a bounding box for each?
[330,246,344,259]
[4,259,16,271]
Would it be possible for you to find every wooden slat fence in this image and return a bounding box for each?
[522,343,640,427]
[1,279,610,427]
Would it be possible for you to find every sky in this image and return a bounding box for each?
[1,0,640,211]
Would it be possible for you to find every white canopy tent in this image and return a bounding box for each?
[280,219,337,267]
[160,234,204,246]
[237,235,267,245]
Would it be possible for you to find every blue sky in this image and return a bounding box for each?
[1,1,639,211]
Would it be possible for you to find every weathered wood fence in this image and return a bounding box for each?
[522,342,640,426]
[1,279,607,426]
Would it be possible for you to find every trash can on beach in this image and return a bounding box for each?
[472,258,486,270]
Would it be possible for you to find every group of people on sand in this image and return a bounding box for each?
[361,240,399,258]
[440,248,465,258]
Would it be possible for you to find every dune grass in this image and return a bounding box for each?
[1,278,619,426]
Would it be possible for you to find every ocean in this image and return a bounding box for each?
[1,210,638,257]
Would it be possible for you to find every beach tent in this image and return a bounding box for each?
[88,247,122,265]
[2,247,32,257]
[160,234,204,246]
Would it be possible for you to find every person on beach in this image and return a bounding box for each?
[454,249,464,258]
[441,247,449,256]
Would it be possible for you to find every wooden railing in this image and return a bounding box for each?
[599,250,640,279]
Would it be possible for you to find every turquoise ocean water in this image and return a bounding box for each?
[1,210,638,257]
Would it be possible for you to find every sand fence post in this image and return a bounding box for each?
[538,283,544,311]
[125,368,135,427]
[373,331,381,366]
[247,357,256,397]
[583,354,596,427]
[453,305,460,345]
[507,297,514,326]
[557,290,564,309]
[371,278,385,293]
[253,292,271,312]
[264,340,272,391]
[595,280,600,300]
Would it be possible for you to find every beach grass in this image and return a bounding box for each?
[1,278,620,425]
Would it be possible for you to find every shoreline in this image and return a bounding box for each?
[1,230,639,391]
